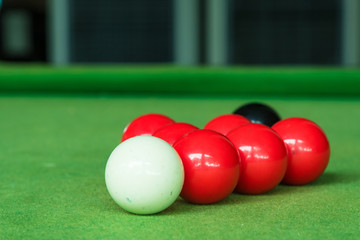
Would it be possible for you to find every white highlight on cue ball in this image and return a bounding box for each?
[105,136,184,215]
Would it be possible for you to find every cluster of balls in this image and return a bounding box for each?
[105,103,330,215]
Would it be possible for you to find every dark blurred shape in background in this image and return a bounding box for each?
[0,0,46,62]
[229,0,341,65]
[0,0,359,66]
[69,0,173,63]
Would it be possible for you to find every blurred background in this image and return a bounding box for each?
[0,0,359,66]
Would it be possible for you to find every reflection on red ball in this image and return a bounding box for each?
[272,117,330,185]
[121,113,175,142]
[174,129,239,204]
[204,114,250,136]
[227,123,287,194]
[153,122,198,146]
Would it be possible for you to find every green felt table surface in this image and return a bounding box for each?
[1,65,360,239]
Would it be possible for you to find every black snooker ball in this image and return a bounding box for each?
[233,102,281,127]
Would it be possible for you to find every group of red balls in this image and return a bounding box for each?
[120,104,330,205]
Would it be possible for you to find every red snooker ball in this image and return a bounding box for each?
[153,122,198,146]
[272,117,330,185]
[173,129,239,204]
[227,123,287,194]
[121,113,175,142]
[204,114,251,136]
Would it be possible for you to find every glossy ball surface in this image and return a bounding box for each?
[272,117,330,185]
[233,102,281,127]
[105,136,184,215]
[174,129,239,204]
[227,123,287,194]
[204,114,251,136]
[153,122,198,146]
[121,113,175,142]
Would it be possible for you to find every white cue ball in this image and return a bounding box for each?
[105,136,184,215]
